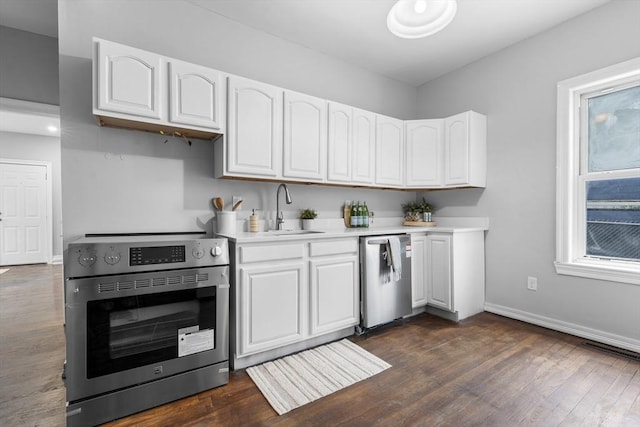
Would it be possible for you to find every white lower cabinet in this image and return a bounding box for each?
[426,234,453,310]
[310,255,359,336]
[238,262,306,356]
[411,231,485,320]
[233,238,359,363]
[411,234,428,308]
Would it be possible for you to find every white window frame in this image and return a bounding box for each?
[555,57,640,286]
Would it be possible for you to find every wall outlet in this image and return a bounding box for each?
[527,276,538,291]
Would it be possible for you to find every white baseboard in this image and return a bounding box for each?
[51,255,63,265]
[484,302,640,353]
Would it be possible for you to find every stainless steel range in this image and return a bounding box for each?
[64,233,229,426]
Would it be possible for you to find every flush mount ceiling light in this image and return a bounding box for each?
[387,0,458,39]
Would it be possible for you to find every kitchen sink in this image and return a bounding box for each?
[265,230,325,236]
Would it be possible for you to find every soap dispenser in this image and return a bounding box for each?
[249,209,259,232]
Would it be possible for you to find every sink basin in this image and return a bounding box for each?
[265,230,325,236]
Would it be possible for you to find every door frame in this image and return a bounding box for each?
[0,158,53,265]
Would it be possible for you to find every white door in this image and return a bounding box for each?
[444,112,470,185]
[95,39,162,119]
[406,119,443,188]
[169,60,223,130]
[352,108,376,184]
[238,262,306,356]
[283,90,327,181]
[426,233,453,311]
[227,76,283,177]
[0,162,48,265]
[309,255,359,336]
[327,102,352,183]
[375,114,404,187]
[411,235,428,307]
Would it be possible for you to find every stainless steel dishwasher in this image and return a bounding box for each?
[358,234,412,332]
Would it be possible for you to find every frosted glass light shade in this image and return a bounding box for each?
[387,0,458,39]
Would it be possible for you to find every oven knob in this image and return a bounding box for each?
[211,245,222,257]
[78,252,96,267]
[104,247,121,265]
[192,247,205,259]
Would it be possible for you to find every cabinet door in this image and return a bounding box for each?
[352,108,376,184]
[95,39,162,119]
[426,234,453,311]
[406,120,443,188]
[310,255,359,336]
[375,114,404,187]
[444,112,470,185]
[283,91,327,181]
[169,60,222,130]
[411,235,428,307]
[238,262,305,356]
[227,76,282,177]
[327,102,352,183]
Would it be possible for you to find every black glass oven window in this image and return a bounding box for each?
[86,287,215,379]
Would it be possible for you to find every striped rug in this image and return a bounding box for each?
[246,339,391,415]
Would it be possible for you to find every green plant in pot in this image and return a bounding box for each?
[299,209,318,230]
[402,198,432,222]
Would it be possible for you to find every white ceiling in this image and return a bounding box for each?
[186,0,612,86]
[0,0,611,87]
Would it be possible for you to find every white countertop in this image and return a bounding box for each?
[217,217,489,243]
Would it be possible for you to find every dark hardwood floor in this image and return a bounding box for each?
[1,263,638,426]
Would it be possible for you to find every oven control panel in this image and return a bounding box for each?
[66,236,229,278]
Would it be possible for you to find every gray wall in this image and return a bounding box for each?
[0,26,59,105]
[0,25,62,261]
[0,131,63,259]
[58,0,417,243]
[416,1,640,343]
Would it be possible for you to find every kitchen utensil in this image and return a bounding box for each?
[213,197,224,211]
[232,199,243,211]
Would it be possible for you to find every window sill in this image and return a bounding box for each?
[554,260,640,286]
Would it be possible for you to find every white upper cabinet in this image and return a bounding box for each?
[444,111,487,187]
[352,108,376,185]
[93,38,224,137]
[327,102,352,183]
[375,114,404,187]
[283,91,327,182]
[225,76,283,178]
[169,59,223,130]
[405,119,443,188]
[95,39,162,119]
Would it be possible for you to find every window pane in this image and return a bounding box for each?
[586,177,640,261]
[587,85,640,172]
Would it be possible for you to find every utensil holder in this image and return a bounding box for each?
[216,211,236,235]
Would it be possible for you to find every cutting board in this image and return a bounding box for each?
[403,221,436,227]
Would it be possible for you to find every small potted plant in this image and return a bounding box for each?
[299,208,318,230]
[402,198,433,222]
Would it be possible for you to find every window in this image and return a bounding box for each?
[556,58,640,285]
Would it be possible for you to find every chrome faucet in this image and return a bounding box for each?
[276,183,292,230]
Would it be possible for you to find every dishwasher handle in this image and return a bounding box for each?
[367,239,389,245]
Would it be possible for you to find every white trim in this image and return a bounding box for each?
[0,158,54,265]
[555,57,640,284]
[51,255,63,265]
[484,302,640,353]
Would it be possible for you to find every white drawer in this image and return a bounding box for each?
[239,243,305,264]
[309,239,358,257]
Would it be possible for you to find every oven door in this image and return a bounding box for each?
[65,266,229,402]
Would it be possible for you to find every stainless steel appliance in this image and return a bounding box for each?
[64,233,230,426]
[359,234,412,332]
